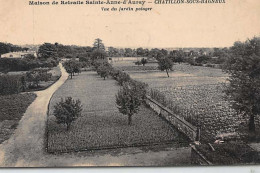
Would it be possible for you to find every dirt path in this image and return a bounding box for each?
[0,64,191,167]
[0,63,68,167]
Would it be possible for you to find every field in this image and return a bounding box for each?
[112,60,252,142]
[47,71,189,152]
[0,93,36,143]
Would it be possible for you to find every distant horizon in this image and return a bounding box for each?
[2,38,257,49]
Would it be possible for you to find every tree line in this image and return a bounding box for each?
[0,42,28,56]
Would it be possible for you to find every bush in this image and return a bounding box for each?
[141,58,148,66]
[53,97,83,131]
[135,61,142,66]
[117,71,131,86]
[26,69,52,88]
[0,58,59,72]
[0,75,24,95]
[109,68,120,80]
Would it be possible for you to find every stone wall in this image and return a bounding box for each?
[146,96,197,141]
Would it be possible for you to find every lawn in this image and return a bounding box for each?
[0,93,36,143]
[47,71,189,153]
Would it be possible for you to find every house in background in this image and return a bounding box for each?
[0,51,37,58]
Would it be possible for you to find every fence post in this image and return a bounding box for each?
[196,125,201,142]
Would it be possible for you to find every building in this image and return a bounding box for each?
[1,51,37,58]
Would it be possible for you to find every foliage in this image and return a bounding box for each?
[140,58,148,66]
[169,50,185,63]
[117,71,131,86]
[0,58,58,72]
[97,62,112,80]
[0,42,26,55]
[23,54,36,61]
[157,57,173,77]
[26,69,52,88]
[53,97,82,131]
[224,37,260,132]
[93,38,105,51]
[37,43,58,60]
[135,60,142,66]
[195,55,211,64]
[63,59,81,79]
[116,82,144,125]
[91,49,107,62]
[0,75,24,95]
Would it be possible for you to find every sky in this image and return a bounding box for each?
[0,0,260,48]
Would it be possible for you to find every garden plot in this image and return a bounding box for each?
[0,93,36,143]
[47,71,189,153]
[119,63,245,142]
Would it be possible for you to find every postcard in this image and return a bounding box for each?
[0,0,259,167]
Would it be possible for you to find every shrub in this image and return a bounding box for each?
[53,97,82,130]
[26,69,52,88]
[109,68,120,80]
[141,58,148,66]
[0,75,24,95]
[135,61,142,66]
[117,71,131,86]
[129,79,148,100]
[0,58,58,72]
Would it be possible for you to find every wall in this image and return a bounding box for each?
[146,95,197,141]
[190,144,213,165]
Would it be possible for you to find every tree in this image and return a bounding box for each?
[195,55,211,64]
[116,82,144,125]
[53,97,82,130]
[63,59,81,79]
[140,58,148,66]
[97,62,111,80]
[91,49,107,61]
[93,38,105,51]
[37,43,58,60]
[136,47,145,57]
[24,54,36,61]
[157,57,173,77]
[169,50,184,64]
[224,37,260,132]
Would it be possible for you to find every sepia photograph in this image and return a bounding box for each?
[0,0,260,168]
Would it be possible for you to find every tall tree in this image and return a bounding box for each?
[224,37,260,132]
[93,38,105,51]
[37,43,58,60]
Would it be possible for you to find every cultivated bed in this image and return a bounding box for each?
[47,71,189,153]
[0,93,36,143]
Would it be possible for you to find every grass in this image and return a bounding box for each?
[47,71,189,153]
[112,61,158,71]
[196,142,259,165]
[0,93,36,143]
